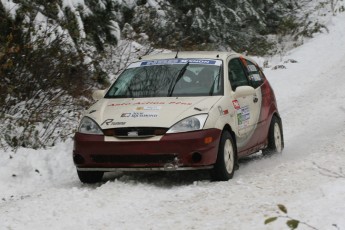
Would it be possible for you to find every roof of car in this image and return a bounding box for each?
[141,51,241,61]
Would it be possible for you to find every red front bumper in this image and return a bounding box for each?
[73,129,222,171]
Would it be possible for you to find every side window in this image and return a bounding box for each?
[246,60,264,88]
[228,58,249,91]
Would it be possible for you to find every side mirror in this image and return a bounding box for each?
[92,90,105,100]
[233,86,255,98]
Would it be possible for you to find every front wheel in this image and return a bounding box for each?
[262,116,284,155]
[211,131,236,181]
[77,169,104,184]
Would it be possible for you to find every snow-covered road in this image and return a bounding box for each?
[1,14,345,230]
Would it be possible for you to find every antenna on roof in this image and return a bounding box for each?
[175,50,179,59]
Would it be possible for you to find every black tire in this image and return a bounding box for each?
[77,169,104,184]
[211,131,236,181]
[262,116,284,155]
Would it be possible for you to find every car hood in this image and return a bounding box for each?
[85,96,222,129]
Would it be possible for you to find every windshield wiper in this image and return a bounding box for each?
[209,66,222,96]
[167,62,189,97]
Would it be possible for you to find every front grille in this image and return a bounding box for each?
[91,154,176,164]
[103,127,168,137]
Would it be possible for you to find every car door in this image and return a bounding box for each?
[228,58,262,149]
[243,59,274,146]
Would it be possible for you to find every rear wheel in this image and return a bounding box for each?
[211,131,236,181]
[263,116,284,155]
[77,169,104,184]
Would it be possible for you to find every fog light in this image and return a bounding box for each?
[73,154,85,164]
[192,152,202,163]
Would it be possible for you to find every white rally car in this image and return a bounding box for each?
[73,51,284,183]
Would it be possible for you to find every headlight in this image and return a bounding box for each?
[78,117,103,135]
[167,114,208,133]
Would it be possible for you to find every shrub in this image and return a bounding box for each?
[0,3,105,150]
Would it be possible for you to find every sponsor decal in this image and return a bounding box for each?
[131,112,158,118]
[141,59,180,66]
[232,100,241,110]
[168,101,192,105]
[247,64,257,72]
[218,106,229,116]
[108,103,131,107]
[179,59,217,65]
[108,101,192,107]
[237,105,250,128]
[101,119,126,126]
[135,106,161,111]
[250,73,261,81]
[120,112,158,118]
[218,106,223,115]
[133,101,165,105]
[139,59,219,66]
[240,106,250,120]
[121,113,131,118]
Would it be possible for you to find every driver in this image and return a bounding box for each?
[197,68,214,87]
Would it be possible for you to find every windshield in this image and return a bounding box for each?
[105,59,223,98]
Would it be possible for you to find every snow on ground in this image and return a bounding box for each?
[1,13,345,230]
